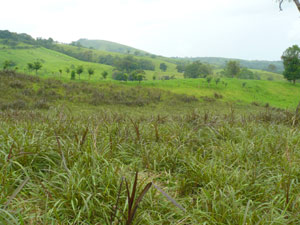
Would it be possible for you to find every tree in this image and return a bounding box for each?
[88,68,95,80]
[238,68,255,80]
[65,67,70,74]
[71,70,76,80]
[102,71,108,79]
[59,69,62,76]
[159,63,167,72]
[281,45,300,84]
[184,61,212,78]
[267,64,277,72]
[224,61,240,78]
[76,65,84,80]
[112,71,128,81]
[3,60,16,70]
[32,61,42,75]
[278,0,300,13]
[27,63,34,72]
[136,70,146,83]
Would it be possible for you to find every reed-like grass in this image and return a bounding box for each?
[1,104,300,224]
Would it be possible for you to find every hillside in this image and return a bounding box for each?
[173,56,284,73]
[0,44,114,80]
[0,30,284,82]
[76,39,149,55]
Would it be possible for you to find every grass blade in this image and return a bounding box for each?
[153,183,186,212]
[4,176,30,208]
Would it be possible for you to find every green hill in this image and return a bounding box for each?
[76,39,148,55]
[0,45,113,80]
[173,56,284,73]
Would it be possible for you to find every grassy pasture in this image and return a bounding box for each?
[123,78,300,109]
[0,47,114,80]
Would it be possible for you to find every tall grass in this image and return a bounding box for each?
[1,104,300,224]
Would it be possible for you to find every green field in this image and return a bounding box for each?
[0,47,114,80]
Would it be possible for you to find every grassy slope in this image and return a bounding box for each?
[77,39,148,55]
[0,46,114,80]
[123,78,300,109]
[54,44,183,78]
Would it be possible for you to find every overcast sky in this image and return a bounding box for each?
[1,0,300,60]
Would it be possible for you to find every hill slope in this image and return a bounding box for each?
[0,45,113,80]
[173,56,284,73]
[76,39,148,55]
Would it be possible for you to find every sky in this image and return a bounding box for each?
[1,0,300,60]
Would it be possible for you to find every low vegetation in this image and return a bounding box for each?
[1,71,300,224]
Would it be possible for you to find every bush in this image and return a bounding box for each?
[9,80,25,89]
[214,93,223,99]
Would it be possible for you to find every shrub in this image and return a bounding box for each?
[214,93,223,99]
[9,80,25,89]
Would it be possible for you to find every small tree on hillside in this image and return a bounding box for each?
[76,65,84,80]
[281,45,300,84]
[27,63,33,73]
[59,69,63,76]
[88,68,95,80]
[32,61,42,75]
[3,60,16,70]
[160,63,167,72]
[224,61,240,78]
[102,71,108,79]
[267,64,277,72]
[71,70,76,80]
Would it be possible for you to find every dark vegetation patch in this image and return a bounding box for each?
[0,71,199,109]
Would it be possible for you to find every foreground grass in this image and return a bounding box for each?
[1,71,300,224]
[1,105,300,224]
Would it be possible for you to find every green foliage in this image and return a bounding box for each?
[176,62,187,73]
[2,60,16,70]
[159,63,167,72]
[224,60,240,77]
[114,55,155,72]
[184,61,212,78]
[206,76,212,84]
[112,70,128,81]
[87,68,95,79]
[102,71,108,79]
[238,68,261,80]
[175,56,284,73]
[267,64,277,72]
[281,45,300,84]
[76,65,84,79]
[71,70,76,80]
[128,70,146,82]
[31,61,42,75]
